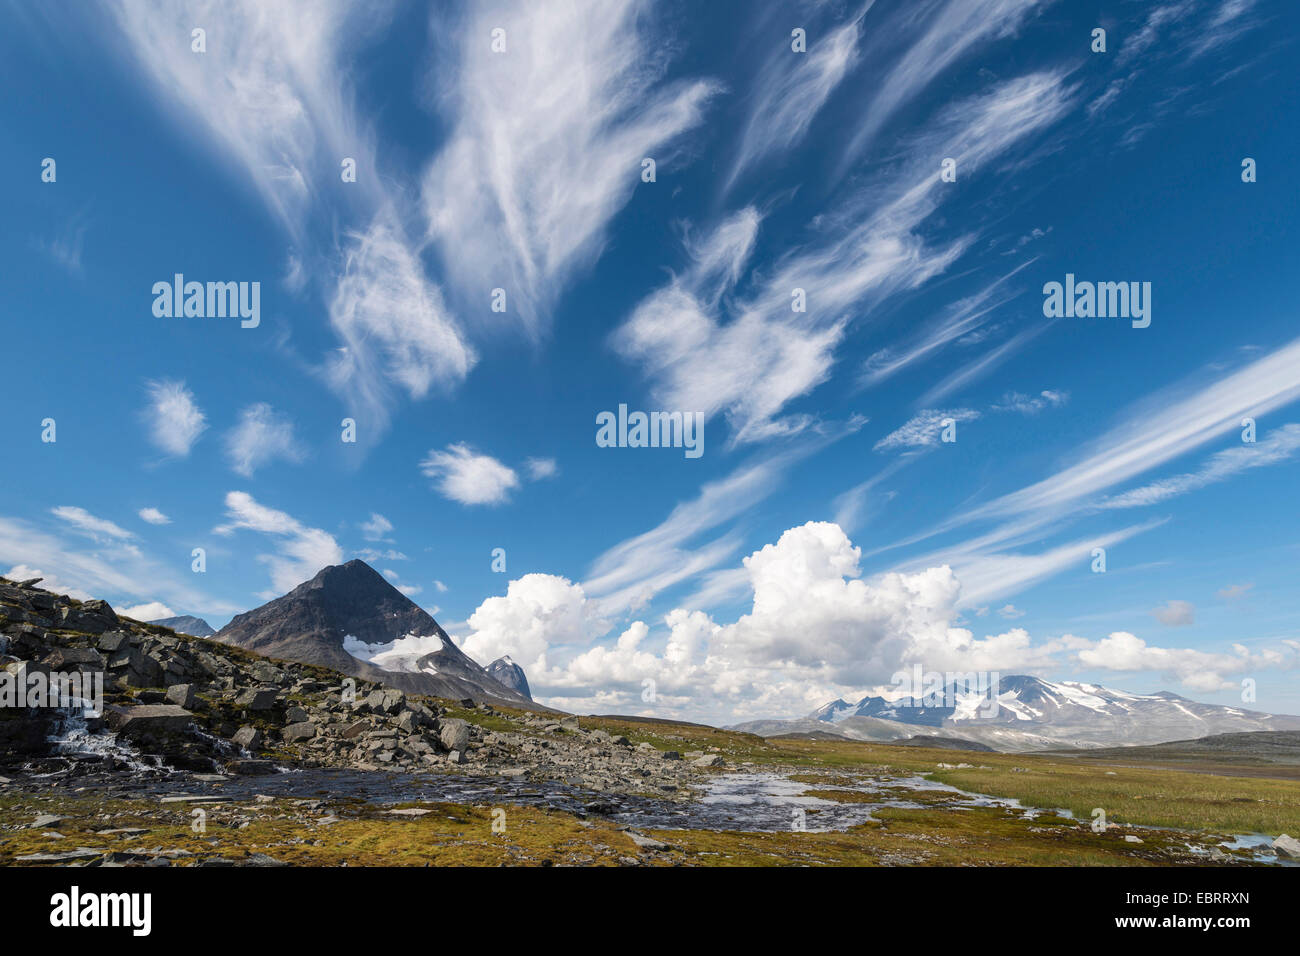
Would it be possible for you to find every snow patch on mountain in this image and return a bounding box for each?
[343,632,446,673]
[737,675,1300,750]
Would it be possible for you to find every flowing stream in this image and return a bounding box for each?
[22,728,1294,864]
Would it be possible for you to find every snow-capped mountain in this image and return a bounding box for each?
[732,675,1300,751]
[809,698,855,722]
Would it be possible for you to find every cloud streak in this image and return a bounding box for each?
[724,9,866,194]
[422,0,720,336]
[616,70,1074,445]
[214,491,343,595]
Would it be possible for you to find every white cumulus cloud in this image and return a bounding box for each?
[119,601,175,622]
[419,444,519,506]
[138,507,171,525]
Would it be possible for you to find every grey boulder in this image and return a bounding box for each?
[439,718,471,752]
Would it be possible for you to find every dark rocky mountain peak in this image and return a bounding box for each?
[216,560,529,706]
[487,656,531,700]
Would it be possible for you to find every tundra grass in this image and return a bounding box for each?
[0,792,1233,867]
[543,715,1300,834]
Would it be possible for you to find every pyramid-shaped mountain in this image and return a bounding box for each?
[217,559,529,705]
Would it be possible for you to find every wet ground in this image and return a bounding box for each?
[7,750,1292,864]
[5,760,1018,832]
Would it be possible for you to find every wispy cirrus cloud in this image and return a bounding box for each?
[324,213,476,432]
[831,458,909,536]
[992,390,1069,415]
[915,325,1049,407]
[918,521,1163,608]
[871,339,1300,604]
[1089,0,1266,135]
[224,403,305,477]
[142,379,207,458]
[616,71,1074,446]
[612,208,848,446]
[723,7,866,194]
[422,0,721,336]
[214,491,343,596]
[860,260,1033,389]
[1190,0,1261,59]
[874,408,979,451]
[108,0,387,236]
[747,71,1075,323]
[964,338,1300,528]
[1117,1,1197,68]
[50,506,135,543]
[1097,423,1300,509]
[836,0,1045,176]
[359,513,393,542]
[0,516,236,615]
[108,2,474,434]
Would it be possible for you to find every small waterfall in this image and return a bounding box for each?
[41,698,170,775]
[189,724,245,759]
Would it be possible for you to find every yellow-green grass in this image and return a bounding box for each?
[654,806,1217,867]
[0,793,637,867]
[482,714,1300,836]
[0,793,1224,867]
[6,710,1296,866]
[928,762,1300,836]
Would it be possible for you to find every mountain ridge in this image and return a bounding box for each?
[216,559,533,707]
[731,675,1300,751]
[147,615,215,638]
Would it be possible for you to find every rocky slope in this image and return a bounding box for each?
[0,576,707,795]
[215,560,528,706]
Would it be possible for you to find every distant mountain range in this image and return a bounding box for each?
[215,559,533,707]
[148,615,216,638]
[732,675,1300,751]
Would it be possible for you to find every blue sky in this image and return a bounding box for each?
[2,0,1299,723]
